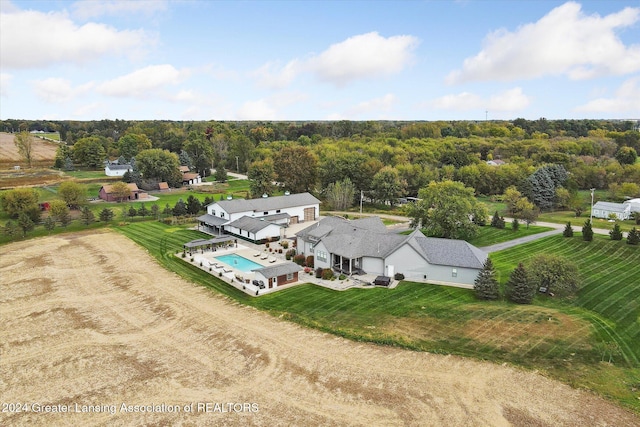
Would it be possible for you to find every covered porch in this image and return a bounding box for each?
[183,236,236,255]
[332,253,364,275]
[196,213,228,235]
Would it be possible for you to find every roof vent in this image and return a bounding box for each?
[262,193,268,198]
[284,191,290,196]
[227,195,232,200]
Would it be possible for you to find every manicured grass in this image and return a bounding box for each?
[491,233,640,366]
[116,221,640,411]
[63,169,113,180]
[467,224,553,247]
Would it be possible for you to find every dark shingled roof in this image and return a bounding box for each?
[254,261,302,278]
[298,216,486,269]
[211,192,320,214]
[227,216,281,234]
[197,214,227,226]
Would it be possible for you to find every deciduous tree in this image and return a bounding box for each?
[72,136,106,168]
[407,180,485,240]
[370,166,407,206]
[0,188,40,221]
[14,131,34,167]
[248,159,275,198]
[110,182,132,202]
[527,254,580,297]
[136,149,182,187]
[17,212,35,237]
[325,178,356,211]
[58,181,86,209]
[274,146,318,193]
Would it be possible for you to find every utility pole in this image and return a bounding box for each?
[360,190,363,214]
[235,156,239,173]
[590,188,595,223]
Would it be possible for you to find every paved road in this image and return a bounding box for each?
[480,228,563,253]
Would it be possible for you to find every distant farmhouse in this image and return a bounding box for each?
[296,216,487,287]
[104,162,133,177]
[591,201,632,221]
[198,192,320,243]
[98,183,147,202]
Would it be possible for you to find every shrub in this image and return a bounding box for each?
[305,255,314,268]
[394,273,405,281]
[281,241,289,249]
[293,254,305,266]
[315,267,323,278]
[304,267,311,274]
[278,248,283,254]
[322,269,334,280]
[563,222,573,238]
[200,261,203,267]
[285,249,296,260]
[609,223,623,241]
[339,274,346,280]
[265,242,270,248]
[582,219,594,241]
[182,252,186,258]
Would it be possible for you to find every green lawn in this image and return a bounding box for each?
[115,221,640,411]
[467,224,553,247]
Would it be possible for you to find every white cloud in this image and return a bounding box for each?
[253,32,419,88]
[0,73,12,96]
[236,99,278,120]
[430,87,530,111]
[33,78,94,103]
[97,64,187,98]
[308,32,419,86]
[346,93,397,117]
[71,0,168,20]
[0,8,152,69]
[447,2,640,84]
[575,77,640,113]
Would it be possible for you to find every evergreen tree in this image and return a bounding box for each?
[563,222,574,237]
[58,208,71,228]
[63,156,74,171]
[489,211,505,229]
[150,204,159,219]
[128,206,138,218]
[80,206,95,225]
[173,199,187,216]
[179,150,193,170]
[474,258,500,300]
[627,227,639,245]
[582,219,594,241]
[609,223,623,241]
[138,203,150,217]
[186,195,202,215]
[99,208,114,222]
[511,218,519,232]
[162,203,173,217]
[43,216,56,233]
[505,263,535,304]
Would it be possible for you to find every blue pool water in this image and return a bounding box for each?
[215,254,263,272]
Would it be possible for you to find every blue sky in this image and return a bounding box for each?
[1,0,639,121]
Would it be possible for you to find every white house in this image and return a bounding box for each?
[296,216,487,287]
[591,201,631,220]
[198,192,321,242]
[105,163,133,177]
[624,198,640,214]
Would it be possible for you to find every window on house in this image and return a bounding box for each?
[286,273,294,281]
[221,212,225,218]
[317,251,327,262]
[452,268,457,277]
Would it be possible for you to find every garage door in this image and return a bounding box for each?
[304,207,315,221]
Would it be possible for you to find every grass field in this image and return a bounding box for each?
[115,221,640,411]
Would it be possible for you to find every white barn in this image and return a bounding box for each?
[591,201,631,220]
[296,216,487,287]
[624,198,640,214]
[198,192,320,242]
[105,163,133,177]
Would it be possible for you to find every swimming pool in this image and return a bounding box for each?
[215,254,263,273]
